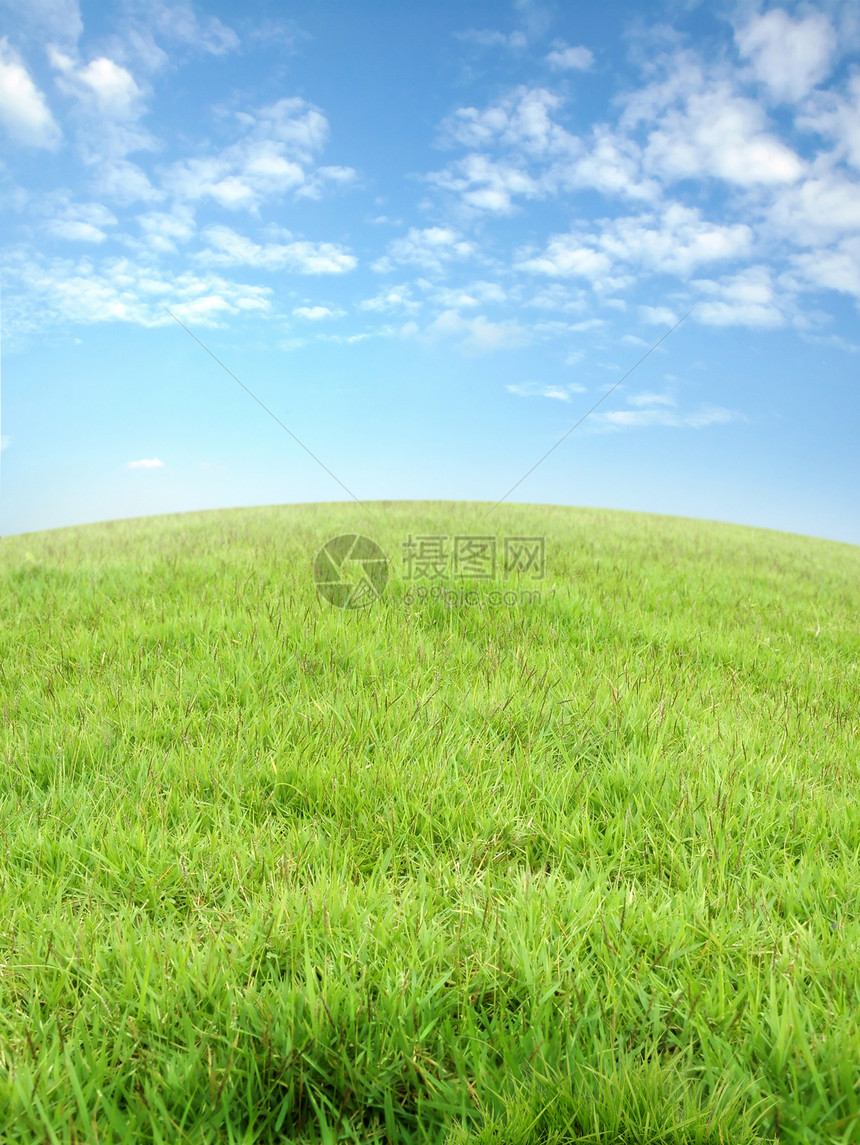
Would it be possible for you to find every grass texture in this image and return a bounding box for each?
[0,500,858,1144]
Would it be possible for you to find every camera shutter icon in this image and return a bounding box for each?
[313,534,389,609]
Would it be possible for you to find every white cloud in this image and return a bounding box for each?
[292,305,345,320]
[358,284,421,313]
[47,220,105,242]
[375,227,476,274]
[533,319,581,338]
[596,204,753,275]
[518,204,752,296]
[626,391,676,408]
[434,59,805,224]
[97,159,162,204]
[46,45,157,169]
[245,18,302,53]
[618,53,805,188]
[422,279,507,308]
[137,206,195,252]
[513,0,552,39]
[143,0,238,57]
[642,81,805,187]
[507,380,586,400]
[425,40,838,286]
[791,237,860,299]
[518,237,613,280]
[693,266,785,327]
[525,284,588,312]
[197,225,357,274]
[802,332,860,354]
[128,457,164,468]
[599,404,739,429]
[735,9,836,104]
[166,159,261,209]
[564,125,659,201]
[546,44,593,71]
[161,97,354,211]
[406,308,530,353]
[437,87,572,157]
[766,164,860,245]
[428,154,541,214]
[3,251,274,334]
[0,0,82,48]
[243,96,329,160]
[414,40,858,337]
[639,305,678,326]
[305,165,357,197]
[798,74,860,172]
[45,201,118,243]
[455,29,527,50]
[49,49,143,118]
[433,88,659,212]
[108,0,238,72]
[0,37,62,149]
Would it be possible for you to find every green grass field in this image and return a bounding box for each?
[1,500,858,1144]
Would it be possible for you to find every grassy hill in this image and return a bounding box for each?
[1,501,858,1144]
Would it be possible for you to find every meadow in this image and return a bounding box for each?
[0,500,858,1144]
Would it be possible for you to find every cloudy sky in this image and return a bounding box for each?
[1,0,858,543]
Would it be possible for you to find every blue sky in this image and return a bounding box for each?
[1,0,858,544]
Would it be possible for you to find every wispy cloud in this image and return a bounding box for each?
[291,305,345,320]
[518,206,754,298]
[455,29,527,51]
[403,309,530,354]
[421,279,507,308]
[127,457,164,468]
[196,225,356,273]
[790,238,860,300]
[161,97,356,211]
[133,0,239,59]
[507,380,586,400]
[545,43,593,71]
[100,0,239,72]
[735,9,836,104]
[49,48,144,119]
[639,305,678,326]
[358,284,421,313]
[436,86,571,156]
[626,391,676,408]
[693,266,785,327]
[0,0,83,48]
[2,251,274,334]
[373,227,476,274]
[598,404,740,429]
[135,206,195,253]
[44,199,118,243]
[0,37,62,149]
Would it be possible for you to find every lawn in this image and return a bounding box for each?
[0,500,858,1144]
